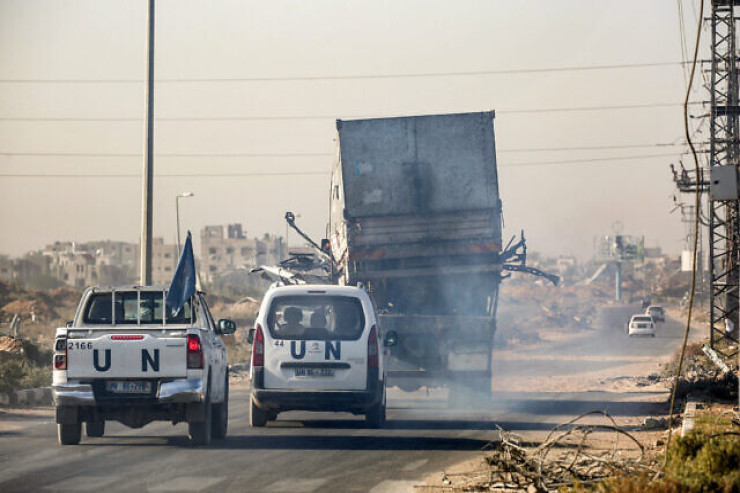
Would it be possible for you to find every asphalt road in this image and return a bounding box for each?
[0,304,690,493]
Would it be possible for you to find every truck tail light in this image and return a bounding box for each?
[54,336,67,370]
[187,334,203,369]
[368,325,378,368]
[252,324,264,367]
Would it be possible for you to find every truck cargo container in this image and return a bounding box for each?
[328,111,505,398]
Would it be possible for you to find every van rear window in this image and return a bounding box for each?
[266,295,365,341]
[83,292,194,325]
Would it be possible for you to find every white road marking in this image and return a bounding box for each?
[149,477,224,492]
[369,480,423,492]
[44,476,121,491]
[263,478,329,492]
[401,459,429,471]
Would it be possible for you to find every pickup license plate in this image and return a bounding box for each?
[295,368,334,377]
[105,381,152,394]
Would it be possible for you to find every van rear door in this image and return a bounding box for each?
[262,294,368,391]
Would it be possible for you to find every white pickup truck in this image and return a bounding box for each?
[52,286,236,446]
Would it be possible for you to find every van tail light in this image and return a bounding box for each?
[187,334,203,369]
[368,325,378,368]
[54,336,67,370]
[252,324,264,367]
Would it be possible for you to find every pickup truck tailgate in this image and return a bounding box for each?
[66,331,188,379]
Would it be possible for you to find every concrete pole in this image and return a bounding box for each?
[140,0,155,285]
[615,262,622,302]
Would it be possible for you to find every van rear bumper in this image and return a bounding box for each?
[252,384,382,413]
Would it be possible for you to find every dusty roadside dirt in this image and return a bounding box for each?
[415,305,707,491]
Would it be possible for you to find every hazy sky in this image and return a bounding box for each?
[0,1,707,259]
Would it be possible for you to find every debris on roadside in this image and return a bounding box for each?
[419,411,658,492]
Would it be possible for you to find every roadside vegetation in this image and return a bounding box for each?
[0,338,52,394]
[577,430,739,493]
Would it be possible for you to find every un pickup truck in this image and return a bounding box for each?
[52,286,236,446]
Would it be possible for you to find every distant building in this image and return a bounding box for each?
[0,254,49,285]
[200,224,282,284]
[151,238,178,286]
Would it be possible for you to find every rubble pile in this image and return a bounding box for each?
[429,412,657,492]
[497,283,607,348]
[666,342,739,401]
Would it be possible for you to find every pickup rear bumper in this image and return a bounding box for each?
[52,379,204,406]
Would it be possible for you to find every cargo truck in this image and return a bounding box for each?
[324,111,557,399]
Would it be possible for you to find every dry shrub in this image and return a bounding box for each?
[572,431,740,493]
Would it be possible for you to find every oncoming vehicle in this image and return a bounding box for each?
[645,305,665,323]
[248,284,393,428]
[627,314,656,337]
[52,286,236,446]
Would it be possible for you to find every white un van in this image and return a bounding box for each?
[248,284,393,428]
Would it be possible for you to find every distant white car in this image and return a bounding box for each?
[628,314,656,337]
[645,305,665,323]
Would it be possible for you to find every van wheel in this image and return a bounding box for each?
[212,376,228,440]
[365,401,386,428]
[58,423,81,445]
[189,387,212,446]
[250,398,268,427]
[365,388,386,429]
[86,421,105,438]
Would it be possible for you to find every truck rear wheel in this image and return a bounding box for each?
[58,423,81,445]
[86,421,105,438]
[250,397,268,427]
[212,376,228,439]
[447,377,492,408]
[189,387,212,446]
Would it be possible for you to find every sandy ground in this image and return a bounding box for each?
[415,305,708,491]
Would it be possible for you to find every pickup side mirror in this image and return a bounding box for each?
[246,328,255,344]
[383,330,398,347]
[66,321,73,328]
[217,319,237,335]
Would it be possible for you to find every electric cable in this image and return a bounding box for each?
[0,61,687,84]
[665,0,704,460]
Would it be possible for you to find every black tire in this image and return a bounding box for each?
[250,397,268,427]
[86,421,105,438]
[189,383,212,446]
[212,376,229,440]
[58,423,81,445]
[365,387,386,428]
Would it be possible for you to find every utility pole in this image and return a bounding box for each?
[671,1,740,359]
[708,0,740,357]
[140,0,155,285]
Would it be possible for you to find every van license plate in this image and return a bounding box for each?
[105,381,152,394]
[295,368,334,377]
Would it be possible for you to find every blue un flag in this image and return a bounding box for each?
[166,231,196,317]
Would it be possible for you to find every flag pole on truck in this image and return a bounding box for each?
[166,231,196,317]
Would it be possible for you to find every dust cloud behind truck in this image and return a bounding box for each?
[328,111,504,398]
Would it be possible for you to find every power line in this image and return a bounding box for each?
[0,171,330,178]
[0,61,686,84]
[0,144,692,159]
[0,102,704,123]
[499,153,678,167]
[498,143,686,153]
[0,152,680,178]
[0,152,330,158]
